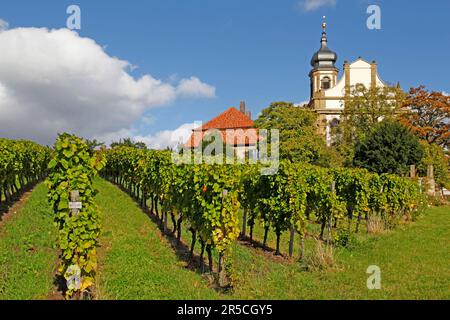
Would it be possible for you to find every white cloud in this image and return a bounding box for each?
[0,27,215,145]
[299,0,336,11]
[443,91,449,96]
[0,19,8,32]
[137,122,201,150]
[176,76,216,98]
[96,122,201,150]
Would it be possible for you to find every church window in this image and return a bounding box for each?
[321,76,331,89]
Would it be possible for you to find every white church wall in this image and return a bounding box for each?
[324,77,345,98]
[376,74,386,87]
[349,60,372,87]
[321,59,386,111]
[324,99,343,109]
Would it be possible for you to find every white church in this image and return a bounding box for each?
[308,19,388,145]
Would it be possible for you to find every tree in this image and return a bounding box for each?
[255,102,342,167]
[400,86,450,149]
[111,138,147,150]
[353,121,423,175]
[333,84,405,164]
[418,141,450,189]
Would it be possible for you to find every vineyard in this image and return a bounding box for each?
[1,136,446,300]
[0,139,51,210]
[101,146,426,287]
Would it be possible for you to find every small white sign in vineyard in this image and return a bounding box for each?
[69,190,82,216]
[68,202,82,210]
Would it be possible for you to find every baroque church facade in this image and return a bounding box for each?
[185,19,390,157]
[308,19,387,145]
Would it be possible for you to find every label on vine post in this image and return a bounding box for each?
[69,202,82,209]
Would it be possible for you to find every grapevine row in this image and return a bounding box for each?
[46,134,106,299]
[0,138,51,207]
[102,148,242,285]
[101,147,425,284]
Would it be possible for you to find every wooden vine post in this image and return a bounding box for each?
[163,211,168,233]
[288,225,295,258]
[218,188,228,287]
[299,232,305,262]
[427,164,436,196]
[410,165,416,178]
[328,181,336,243]
[242,209,247,238]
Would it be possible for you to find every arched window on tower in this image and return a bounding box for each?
[321,76,331,90]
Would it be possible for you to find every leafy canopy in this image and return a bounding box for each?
[400,86,450,149]
[418,140,450,189]
[353,121,424,175]
[333,84,405,164]
[255,101,342,167]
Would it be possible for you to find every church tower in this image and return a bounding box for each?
[307,17,388,145]
[309,17,339,109]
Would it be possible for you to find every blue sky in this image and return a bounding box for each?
[0,0,449,146]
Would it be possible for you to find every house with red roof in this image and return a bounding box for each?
[185,101,259,159]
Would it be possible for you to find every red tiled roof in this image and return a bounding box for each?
[197,107,254,131]
[185,107,258,148]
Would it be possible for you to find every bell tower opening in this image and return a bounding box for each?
[321,76,331,90]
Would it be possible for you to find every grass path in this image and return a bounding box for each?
[94,178,218,299]
[0,183,58,300]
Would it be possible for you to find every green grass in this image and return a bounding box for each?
[94,178,219,299]
[95,178,449,299]
[230,205,450,299]
[0,183,58,300]
[1,179,448,300]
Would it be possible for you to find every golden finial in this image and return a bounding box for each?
[322,16,327,31]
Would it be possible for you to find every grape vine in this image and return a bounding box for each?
[0,138,51,208]
[101,147,426,286]
[46,133,105,299]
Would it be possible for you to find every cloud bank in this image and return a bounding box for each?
[135,122,201,150]
[0,27,215,145]
[93,121,200,150]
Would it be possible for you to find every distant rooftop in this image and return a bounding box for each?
[194,107,253,131]
[185,102,258,148]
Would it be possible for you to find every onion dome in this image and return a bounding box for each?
[310,17,338,71]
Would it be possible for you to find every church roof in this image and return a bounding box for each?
[310,18,338,71]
